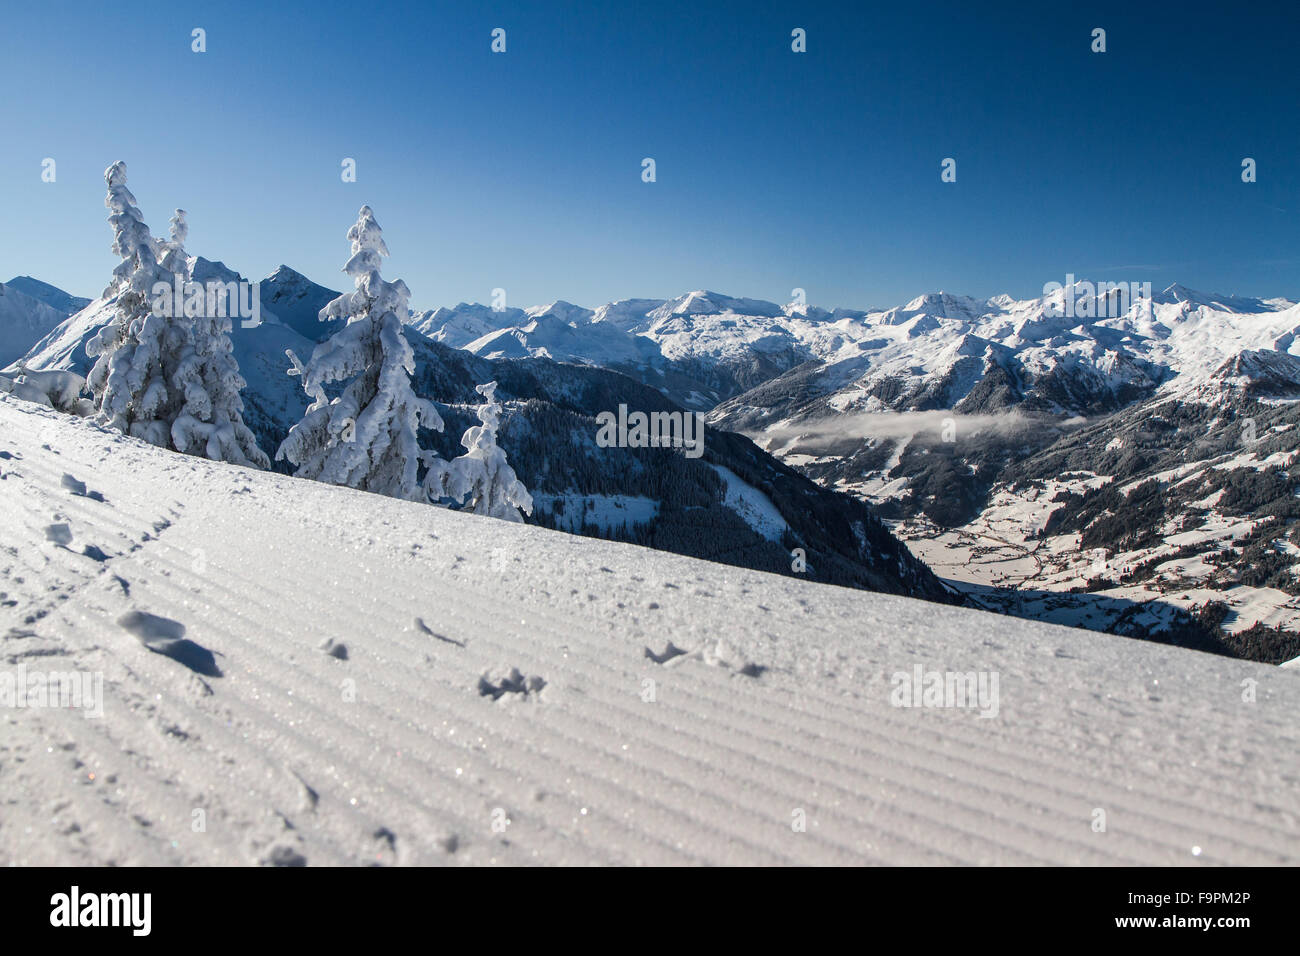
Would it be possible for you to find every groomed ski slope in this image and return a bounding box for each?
[1,395,1298,866]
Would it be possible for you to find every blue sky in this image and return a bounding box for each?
[1,0,1297,311]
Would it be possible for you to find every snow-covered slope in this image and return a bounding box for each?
[4,276,91,317]
[3,394,1298,865]
[257,264,344,342]
[0,280,78,369]
[408,302,529,349]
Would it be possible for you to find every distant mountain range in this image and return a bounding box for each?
[414,281,1300,658]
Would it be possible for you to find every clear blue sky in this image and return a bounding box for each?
[1,0,1297,312]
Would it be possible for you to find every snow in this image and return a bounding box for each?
[464,312,658,367]
[900,472,1300,637]
[710,464,790,542]
[3,276,91,317]
[0,281,72,368]
[259,265,345,342]
[3,394,1299,865]
[408,302,528,349]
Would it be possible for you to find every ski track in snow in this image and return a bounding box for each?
[1,395,1299,865]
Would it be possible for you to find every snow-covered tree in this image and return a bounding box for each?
[157,208,188,277]
[277,205,443,499]
[427,381,533,522]
[85,162,186,446]
[167,210,269,469]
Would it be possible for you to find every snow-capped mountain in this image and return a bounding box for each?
[258,264,346,341]
[681,284,1300,656]
[15,266,946,601]
[0,278,85,369]
[413,290,883,410]
[408,301,529,348]
[711,284,1300,437]
[406,286,1300,485]
[464,301,659,366]
[4,275,91,316]
[420,282,1300,432]
[704,284,1300,533]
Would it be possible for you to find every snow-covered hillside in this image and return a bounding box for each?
[3,394,1299,865]
[4,276,91,317]
[0,280,79,369]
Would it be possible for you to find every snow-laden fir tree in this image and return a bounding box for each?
[86,162,187,446]
[156,208,188,276]
[167,209,270,469]
[277,205,443,499]
[426,381,533,522]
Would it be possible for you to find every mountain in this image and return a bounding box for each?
[0,279,85,369]
[465,307,659,366]
[415,290,883,411]
[904,379,1300,662]
[709,283,1300,436]
[5,394,1297,865]
[258,264,345,341]
[408,301,529,347]
[16,266,948,602]
[4,276,92,315]
[400,337,950,600]
[709,285,1300,526]
[691,284,1300,657]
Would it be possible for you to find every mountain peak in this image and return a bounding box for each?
[526,300,594,325]
[266,264,309,283]
[3,276,92,317]
[651,290,785,321]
